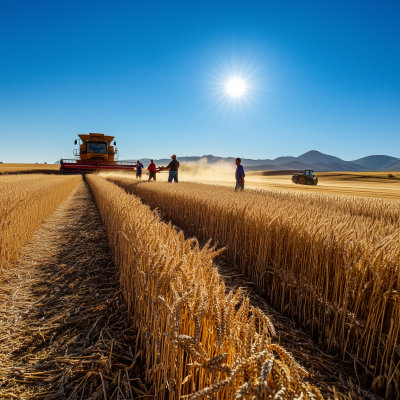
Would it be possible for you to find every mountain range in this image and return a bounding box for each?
[122,151,400,172]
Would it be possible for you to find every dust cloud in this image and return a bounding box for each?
[179,157,235,182]
[97,157,239,183]
[97,169,137,179]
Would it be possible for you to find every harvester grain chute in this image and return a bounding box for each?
[291,169,318,185]
[60,133,165,175]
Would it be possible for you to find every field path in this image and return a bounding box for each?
[0,181,139,399]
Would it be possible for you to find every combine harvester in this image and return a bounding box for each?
[60,133,165,175]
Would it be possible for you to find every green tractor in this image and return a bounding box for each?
[292,169,318,185]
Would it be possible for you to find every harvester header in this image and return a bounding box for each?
[60,133,138,175]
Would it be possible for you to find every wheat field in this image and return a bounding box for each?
[0,174,81,268]
[201,171,400,199]
[107,177,400,399]
[86,174,324,400]
[0,163,60,175]
[175,164,400,199]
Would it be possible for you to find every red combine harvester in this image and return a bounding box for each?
[60,133,139,175]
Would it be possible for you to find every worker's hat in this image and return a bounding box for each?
[171,154,177,159]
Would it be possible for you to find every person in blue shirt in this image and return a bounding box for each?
[235,157,245,191]
[136,160,144,179]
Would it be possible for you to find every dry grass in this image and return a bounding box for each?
[248,171,400,180]
[307,171,400,181]
[0,163,60,175]
[108,177,400,399]
[0,174,81,268]
[86,175,323,400]
[230,171,400,199]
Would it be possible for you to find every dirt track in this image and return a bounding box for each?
[0,181,139,399]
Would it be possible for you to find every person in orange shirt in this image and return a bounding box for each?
[148,159,156,181]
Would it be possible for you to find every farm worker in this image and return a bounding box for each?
[167,154,180,183]
[148,159,156,181]
[136,160,144,179]
[235,157,245,191]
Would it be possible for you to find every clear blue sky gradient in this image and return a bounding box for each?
[1,0,399,163]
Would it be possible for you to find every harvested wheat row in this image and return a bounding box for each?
[86,175,323,400]
[107,177,400,399]
[0,174,81,268]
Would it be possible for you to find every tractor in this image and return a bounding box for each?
[292,169,318,185]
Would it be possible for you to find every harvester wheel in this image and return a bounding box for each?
[299,177,306,184]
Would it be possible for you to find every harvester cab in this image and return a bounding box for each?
[291,169,318,185]
[72,133,118,161]
[60,133,138,175]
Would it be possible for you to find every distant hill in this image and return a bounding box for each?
[384,160,400,171]
[266,156,297,165]
[279,160,331,171]
[244,163,293,172]
[351,155,399,169]
[297,151,345,165]
[120,150,400,172]
[317,162,365,172]
[350,156,400,171]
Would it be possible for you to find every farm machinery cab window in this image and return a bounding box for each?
[305,170,314,178]
[87,142,107,154]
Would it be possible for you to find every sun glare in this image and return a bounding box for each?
[226,77,246,97]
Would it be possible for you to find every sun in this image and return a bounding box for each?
[226,77,246,97]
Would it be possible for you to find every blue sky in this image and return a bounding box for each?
[1,0,399,163]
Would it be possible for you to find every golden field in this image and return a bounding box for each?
[0,163,60,174]
[0,174,81,267]
[243,171,400,198]
[174,165,400,199]
[2,168,399,399]
[107,176,400,398]
[0,171,325,400]
[86,174,322,400]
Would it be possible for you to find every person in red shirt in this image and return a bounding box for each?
[148,159,156,181]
